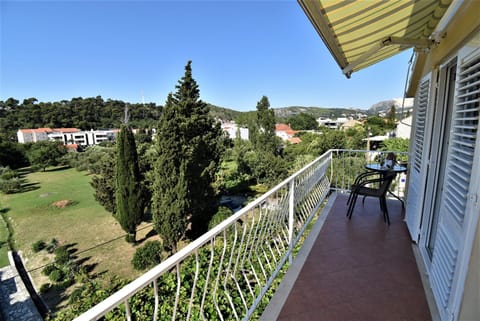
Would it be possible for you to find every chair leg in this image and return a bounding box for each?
[347,191,354,205]
[362,195,368,204]
[381,197,390,225]
[379,198,385,221]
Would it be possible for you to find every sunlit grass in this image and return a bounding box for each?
[0,214,9,267]
[0,166,155,286]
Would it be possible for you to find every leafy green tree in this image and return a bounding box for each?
[288,113,318,130]
[25,141,67,171]
[386,105,396,127]
[0,141,28,169]
[152,61,226,251]
[345,126,366,150]
[252,96,277,154]
[131,240,163,270]
[115,124,144,243]
[90,149,117,213]
[364,116,387,136]
[380,138,410,161]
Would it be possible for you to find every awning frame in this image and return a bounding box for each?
[342,36,433,78]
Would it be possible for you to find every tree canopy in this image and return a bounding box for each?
[115,124,144,242]
[24,141,67,171]
[0,96,162,141]
[152,61,226,252]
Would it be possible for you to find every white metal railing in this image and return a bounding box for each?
[73,149,408,321]
[74,151,332,321]
[329,149,408,199]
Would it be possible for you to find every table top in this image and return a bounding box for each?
[365,163,407,173]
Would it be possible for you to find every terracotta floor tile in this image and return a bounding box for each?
[276,195,432,321]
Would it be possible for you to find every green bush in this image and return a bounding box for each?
[39,283,51,294]
[209,206,233,229]
[0,178,22,194]
[131,241,163,271]
[54,246,70,265]
[42,264,56,276]
[32,240,46,253]
[49,269,65,282]
[0,168,17,180]
[46,238,58,253]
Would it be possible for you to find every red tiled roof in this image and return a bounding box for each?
[53,128,79,133]
[275,123,298,136]
[288,137,302,144]
[20,128,53,133]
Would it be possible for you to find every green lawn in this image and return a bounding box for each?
[0,166,154,286]
[0,213,9,267]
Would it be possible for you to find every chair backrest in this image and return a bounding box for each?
[378,171,396,195]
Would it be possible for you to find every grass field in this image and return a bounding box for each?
[0,166,156,305]
[0,211,9,267]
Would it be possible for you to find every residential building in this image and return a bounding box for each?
[17,128,118,146]
[395,116,412,139]
[17,128,53,143]
[340,118,360,130]
[275,123,302,144]
[317,117,349,129]
[221,122,249,140]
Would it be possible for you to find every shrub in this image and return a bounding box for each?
[32,240,46,253]
[0,168,17,180]
[39,283,51,294]
[209,206,233,229]
[54,246,70,265]
[46,238,59,253]
[131,241,162,271]
[125,234,136,244]
[0,178,22,194]
[49,269,65,282]
[42,264,57,276]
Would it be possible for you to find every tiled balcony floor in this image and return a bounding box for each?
[272,194,432,321]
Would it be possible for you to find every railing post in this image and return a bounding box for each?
[288,180,295,264]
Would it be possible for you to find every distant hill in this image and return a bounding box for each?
[209,99,414,123]
[208,104,367,121]
[208,104,242,121]
[272,106,365,119]
[368,98,414,115]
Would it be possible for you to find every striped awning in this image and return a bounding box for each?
[298,0,452,78]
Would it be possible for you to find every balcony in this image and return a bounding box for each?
[73,149,433,321]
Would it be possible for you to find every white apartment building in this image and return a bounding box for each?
[221,122,249,140]
[17,128,119,146]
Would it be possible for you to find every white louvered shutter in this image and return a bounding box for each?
[429,49,480,321]
[405,75,431,242]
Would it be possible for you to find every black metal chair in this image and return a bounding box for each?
[346,170,397,225]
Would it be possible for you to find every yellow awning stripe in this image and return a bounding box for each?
[298,0,452,77]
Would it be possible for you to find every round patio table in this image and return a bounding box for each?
[364,163,407,207]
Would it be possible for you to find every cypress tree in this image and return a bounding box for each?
[254,96,277,154]
[115,124,143,243]
[152,61,226,251]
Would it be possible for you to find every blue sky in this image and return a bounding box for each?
[1,0,412,111]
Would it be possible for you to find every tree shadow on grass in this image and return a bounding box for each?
[44,165,71,173]
[0,207,10,214]
[137,229,158,244]
[20,181,40,193]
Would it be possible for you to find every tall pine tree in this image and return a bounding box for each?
[253,96,277,154]
[152,61,225,252]
[115,124,144,243]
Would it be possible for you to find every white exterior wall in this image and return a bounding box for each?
[222,124,249,140]
[395,116,412,139]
